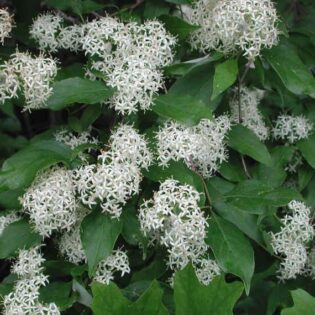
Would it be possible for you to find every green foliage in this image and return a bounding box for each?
[281,289,315,315]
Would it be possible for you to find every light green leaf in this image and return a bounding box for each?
[0,219,41,258]
[282,289,315,315]
[152,94,212,126]
[228,125,272,166]
[47,77,114,110]
[81,211,122,275]
[174,264,243,315]
[206,214,254,294]
[211,59,238,100]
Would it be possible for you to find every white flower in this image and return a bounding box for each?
[194,257,221,285]
[54,128,99,150]
[0,212,20,236]
[3,246,60,315]
[93,249,130,284]
[285,151,303,174]
[0,8,14,44]
[303,247,315,279]
[229,86,269,140]
[270,200,315,280]
[156,116,231,178]
[30,13,63,52]
[272,114,313,144]
[186,0,279,65]
[58,207,90,264]
[139,179,208,270]
[58,25,83,52]
[109,124,153,169]
[20,166,77,237]
[0,61,20,104]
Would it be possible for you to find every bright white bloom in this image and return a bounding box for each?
[194,257,221,285]
[54,128,99,150]
[109,124,153,169]
[0,8,14,44]
[186,0,279,65]
[93,249,130,284]
[20,166,77,237]
[30,13,63,52]
[3,246,60,315]
[272,114,313,144]
[229,86,269,141]
[139,179,208,270]
[0,61,20,104]
[73,151,141,218]
[0,212,20,236]
[270,200,315,281]
[58,25,83,52]
[157,116,231,178]
[58,207,90,264]
[303,248,315,279]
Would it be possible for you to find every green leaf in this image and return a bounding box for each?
[152,94,212,126]
[39,282,77,311]
[143,161,205,206]
[281,289,315,315]
[159,15,199,41]
[144,0,170,19]
[174,264,243,315]
[263,38,315,97]
[165,0,192,4]
[211,59,238,100]
[91,280,169,315]
[47,77,114,111]
[0,219,41,258]
[80,104,102,130]
[228,125,272,166]
[206,214,254,294]
[297,133,315,169]
[81,211,122,275]
[0,140,72,192]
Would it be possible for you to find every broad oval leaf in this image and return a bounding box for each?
[80,211,122,275]
[47,77,114,110]
[281,289,315,315]
[228,125,272,166]
[206,214,254,295]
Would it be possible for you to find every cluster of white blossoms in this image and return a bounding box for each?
[0,8,14,44]
[0,212,20,236]
[303,247,315,279]
[30,13,176,114]
[73,124,152,217]
[229,86,269,141]
[54,128,99,152]
[185,0,279,65]
[270,200,315,281]
[272,114,313,144]
[20,166,77,237]
[156,116,231,178]
[3,246,60,315]
[139,179,220,284]
[0,51,57,110]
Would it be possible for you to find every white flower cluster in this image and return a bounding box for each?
[30,13,63,52]
[270,200,315,281]
[20,166,77,238]
[303,247,315,279]
[139,179,220,284]
[156,116,231,178]
[54,128,99,152]
[93,249,130,284]
[73,124,152,217]
[3,246,60,315]
[0,212,20,236]
[229,86,269,141]
[0,51,57,110]
[272,114,313,144]
[0,8,14,44]
[186,0,279,65]
[58,206,89,264]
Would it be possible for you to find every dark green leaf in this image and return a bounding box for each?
[228,125,272,166]
[297,133,315,169]
[47,77,114,111]
[0,219,41,258]
[281,289,315,315]
[81,211,122,275]
[174,264,243,315]
[80,104,102,130]
[206,214,254,294]
[211,59,238,100]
